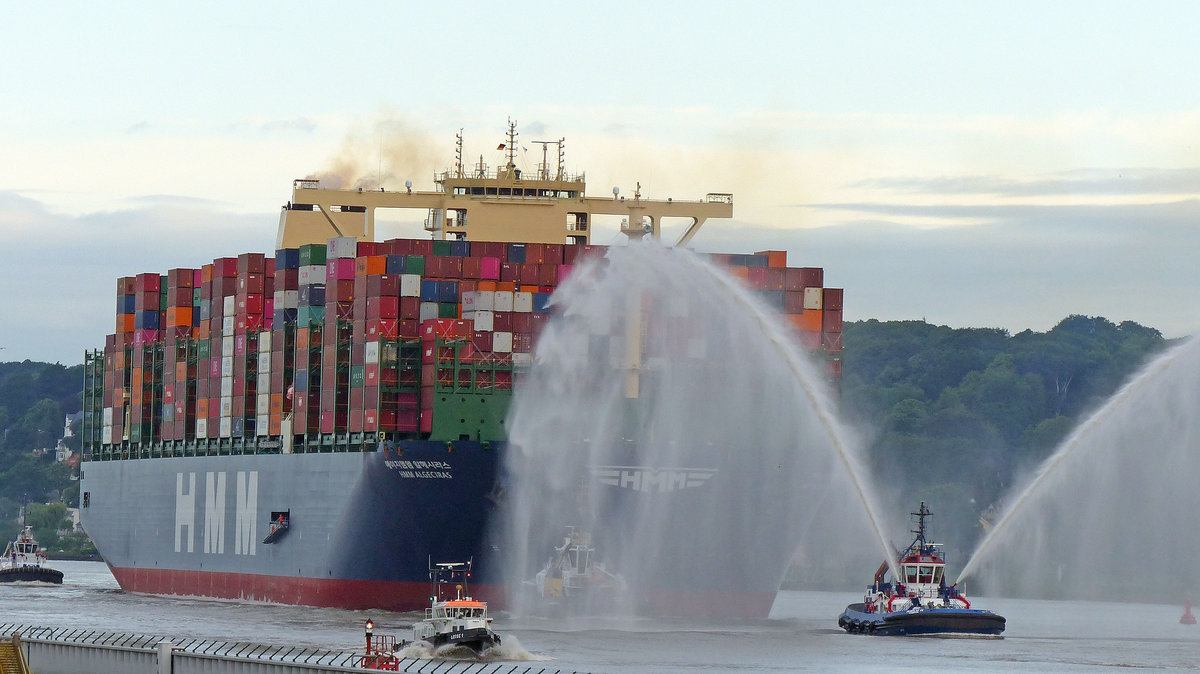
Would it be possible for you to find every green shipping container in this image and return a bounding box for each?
[350,366,365,388]
[438,302,458,318]
[299,243,328,266]
[405,255,425,276]
[297,305,326,325]
[431,240,452,257]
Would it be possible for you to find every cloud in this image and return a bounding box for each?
[0,191,272,364]
[259,117,317,135]
[854,168,1200,198]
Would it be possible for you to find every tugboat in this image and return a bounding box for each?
[531,526,626,611]
[1,526,64,584]
[412,560,501,654]
[837,503,1004,636]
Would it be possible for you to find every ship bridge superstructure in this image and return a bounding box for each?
[277,121,733,249]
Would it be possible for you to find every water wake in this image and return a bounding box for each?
[499,241,892,616]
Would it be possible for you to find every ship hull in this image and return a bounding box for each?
[80,441,782,617]
[838,603,1006,636]
[0,567,64,584]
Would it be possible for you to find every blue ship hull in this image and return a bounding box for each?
[838,602,1006,636]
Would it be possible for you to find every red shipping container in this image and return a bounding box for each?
[525,243,545,264]
[327,258,356,280]
[134,272,161,293]
[398,319,420,339]
[367,296,399,319]
[511,312,532,333]
[784,291,805,314]
[823,332,844,351]
[492,311,513,332]
[366,318,398,339]
[797,330,822,351]
[213,257,238,278]
[471,330,493,352]
[462,257,482,279]
[823,287,844,311]
[410,239,433,256]
[544,243,564,265]
[364,363,379,386]
[237,253,265,275]
[357,241,379,256]
[117,276,136,295]
[500,262,519,283]
[350,387,364,411]
[823,309,843,333]
[366,274,400,296]
[364,409,378,432]
[400,296,421,320]
[238,273,266,294]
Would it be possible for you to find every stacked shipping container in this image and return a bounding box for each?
[83,240,844,456]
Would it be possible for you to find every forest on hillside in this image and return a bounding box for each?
[0,361,84,541]
[837,314,1170,550]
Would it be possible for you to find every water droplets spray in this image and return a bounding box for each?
[498,241,893,615]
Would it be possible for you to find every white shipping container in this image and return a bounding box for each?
[400,274,422,297]
[258,352,271,373]
[220,377,233,397]
[257,372,270,391]
[102,426,113,444]
[493,291,514,312]
[513,291,533,313]
[283,289,299,309]
[273,289,284,308]
[474,291,495,311]
[222,335,235,355]
[102,407,113,425]
[220,396,233,417]
[195,418,207,439]
[492,331,513,353]
[461,291,477,312]
[472,310,494,332]
[223,295,236,315]
[327,236,357,259]
[221,356,234,378]
[365,341,380,364]
[512,352,533,367]
[257,414,271,436]
[219,417,232,438]
[259,331,272,351]
[222,316,235,337]
[803,287,823,310]
[300,265,327,285]
[419,302,439,321]
[257,393,271,415]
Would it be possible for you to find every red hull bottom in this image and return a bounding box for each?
[109,566,776,617]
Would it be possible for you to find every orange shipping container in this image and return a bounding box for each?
[166,306,193,327]
[754,250,788,268]
[787,309,824,333]
[116,314,134,333]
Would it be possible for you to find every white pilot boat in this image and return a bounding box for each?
[413,560,501,654]
[1,526,64,584]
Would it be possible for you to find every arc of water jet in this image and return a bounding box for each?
[695,255,901,581]
[956,337,1193,584]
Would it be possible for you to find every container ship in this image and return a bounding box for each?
[78,123,845,617]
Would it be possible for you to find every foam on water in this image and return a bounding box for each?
[498,241,893,615]
[959,336,1200,600]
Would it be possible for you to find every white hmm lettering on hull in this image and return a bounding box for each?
[174,471,258,556]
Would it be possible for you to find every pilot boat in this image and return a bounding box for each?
[412,560,501,654]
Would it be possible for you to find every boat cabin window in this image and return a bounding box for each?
[918,565,934,583]
[905,565,918,584]
[933,566,944,583]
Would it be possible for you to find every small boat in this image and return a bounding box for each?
[531,526,626,611]
[838,503,1004,636]
[412,560,501,654]
[1181,600,1196,625]
[1,526,64,584]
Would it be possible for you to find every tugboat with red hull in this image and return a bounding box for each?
[838,503,1005,636]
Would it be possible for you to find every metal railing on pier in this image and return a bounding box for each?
[0,624,589,674]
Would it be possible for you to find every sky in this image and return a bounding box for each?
[2,1,1199,363]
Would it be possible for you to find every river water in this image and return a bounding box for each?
[3,561,1198,672]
